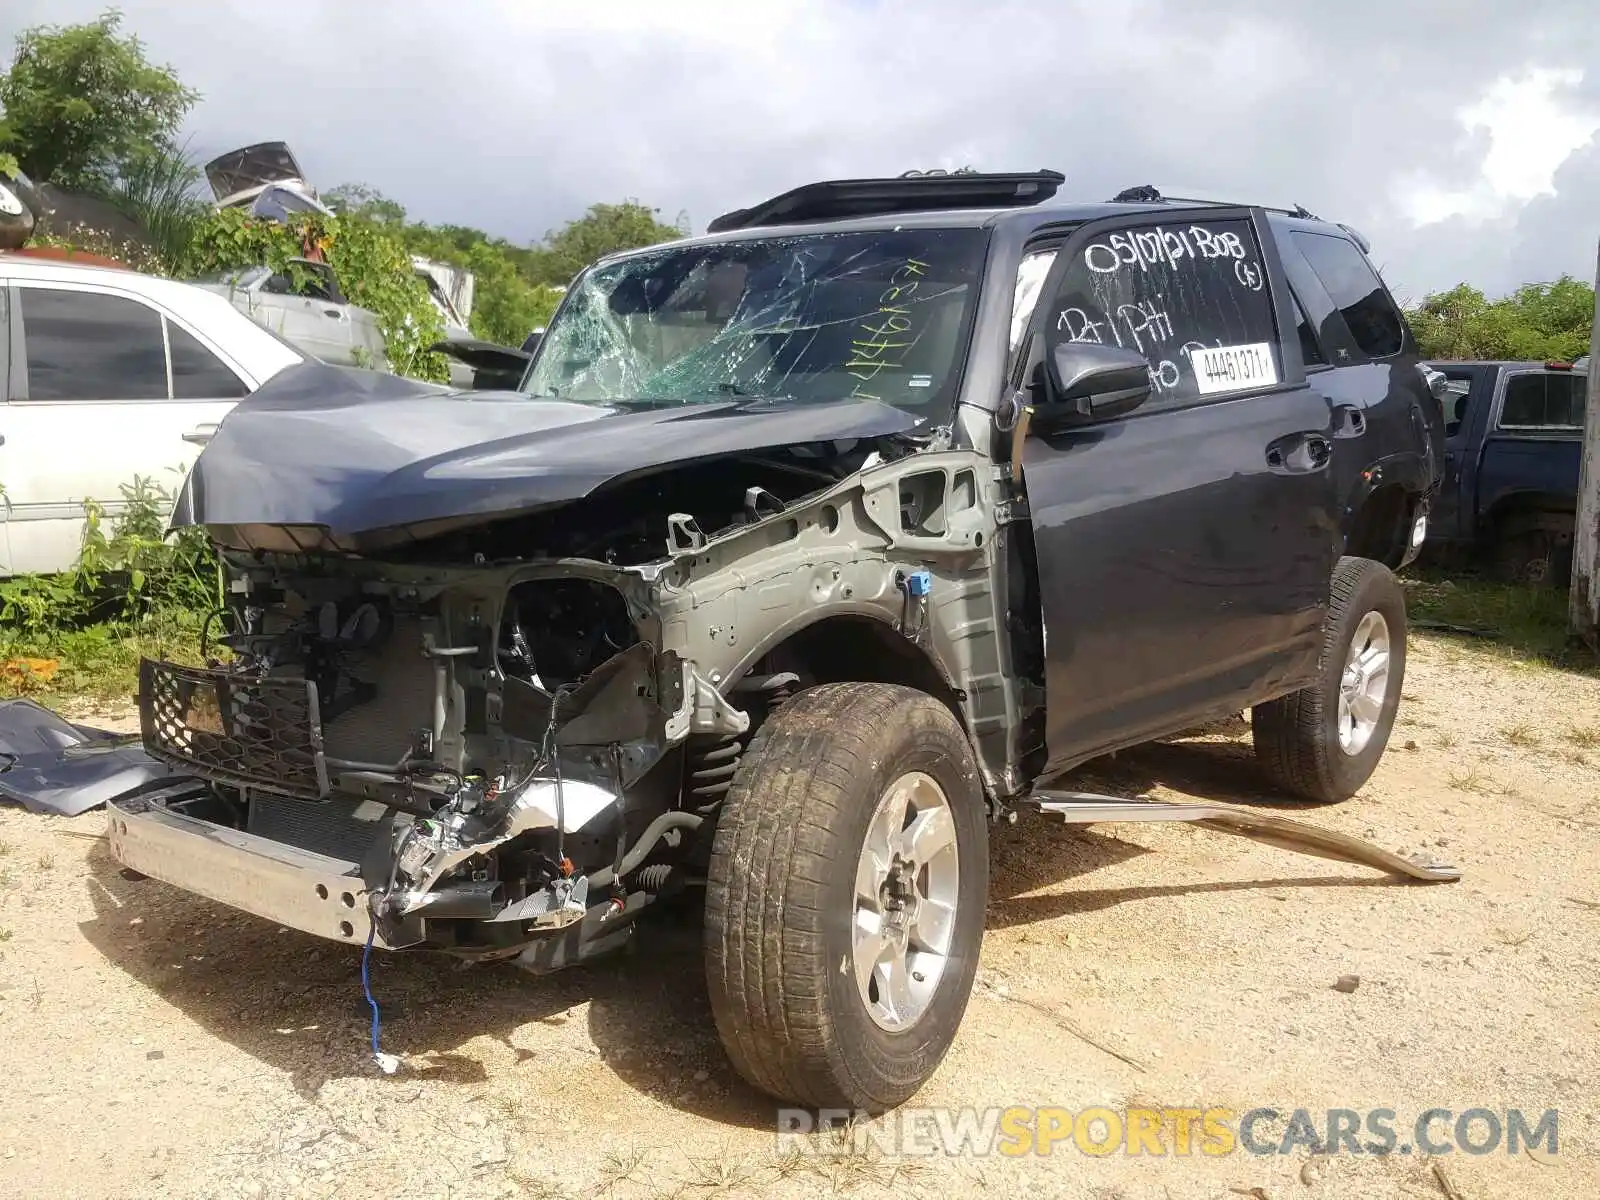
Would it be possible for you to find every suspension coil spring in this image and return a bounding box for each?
[686,733,742,807]
[683,672,799,809]
[631,863,675,894]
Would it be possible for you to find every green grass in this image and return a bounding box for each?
[0,478,218,707]
[1401,571,1599,676]
[0,612,206,706]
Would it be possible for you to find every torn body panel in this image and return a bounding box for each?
[0,698,185,816]
[126,434,1016,966]
[167,359,926,550]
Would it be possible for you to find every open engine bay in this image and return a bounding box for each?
[123,432,1017,970]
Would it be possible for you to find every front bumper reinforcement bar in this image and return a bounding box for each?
[1023,791,1461,883]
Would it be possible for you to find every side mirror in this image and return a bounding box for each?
[1037,341,1151,428]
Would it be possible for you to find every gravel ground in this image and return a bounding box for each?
[1,633,1597,1200]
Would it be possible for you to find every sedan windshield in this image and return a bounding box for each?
[523,227,988,414]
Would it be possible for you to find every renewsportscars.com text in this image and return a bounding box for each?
[775,1106,1559,1159]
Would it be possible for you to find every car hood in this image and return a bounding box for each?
[171,360,924,542]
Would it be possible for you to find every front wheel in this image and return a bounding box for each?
[703,681,988,1111]
[1251,556,1407,803]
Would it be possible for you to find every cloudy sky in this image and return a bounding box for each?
[3,0,1597,302]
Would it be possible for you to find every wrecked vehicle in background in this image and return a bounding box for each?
[0,167,43,250]
[425,335,533,390]
[201,141,476,386]
[194,259,389,372]
[109,171,1453,1112]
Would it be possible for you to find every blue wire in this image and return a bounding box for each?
[361,917,382,1058]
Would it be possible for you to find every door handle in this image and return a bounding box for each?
[182,424,219,445]
[324,307,344,319]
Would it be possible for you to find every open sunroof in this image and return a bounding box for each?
[706,170,1066,234]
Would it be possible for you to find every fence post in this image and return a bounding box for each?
[1570,236,1600,648]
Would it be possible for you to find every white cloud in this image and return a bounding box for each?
[2,0,1597,298]
[1394,68,1600,225]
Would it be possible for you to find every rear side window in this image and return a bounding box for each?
[1500,372,1586,430]
[1048,217,1281,408]
[0,287,9,396]
[167,320,248,399]
[1291,232,1404,359]
[18,287,168,401]
[264,264,339,303]
[1290,290,1327,366]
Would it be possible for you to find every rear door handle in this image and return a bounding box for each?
[324,307,345,319]
[1266,432,1333,473]
[182,424,219,445]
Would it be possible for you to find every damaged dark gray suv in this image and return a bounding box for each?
[110,171,1446,1111]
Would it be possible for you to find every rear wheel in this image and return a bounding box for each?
[703,681,988,1111]
[1252,557,1407,803]
[1491,522,1573,588]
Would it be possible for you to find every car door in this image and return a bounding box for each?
[1017,209,1338,773]
[347,303,389,371]
[254,263,355,365]
[0,285,11,570]
[1274,227,1442,551]
[0,282,246,576]
[1477,366,1586,523]
[1429,364,1496,545]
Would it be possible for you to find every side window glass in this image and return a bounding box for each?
[167,320,248,399]
[19,287,168,401]
[1049,217,1281,408]
[303,265,340,303]
[1010,249,1058,354]
[1500,373,1585,430]
[1291,232,1404,359]
[1290,290,1327,366]
[0,287,10,396]
[264,264,338,302]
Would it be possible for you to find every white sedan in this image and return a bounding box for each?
[0,253,303,575]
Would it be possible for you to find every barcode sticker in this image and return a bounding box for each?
[1190,342,1278,395]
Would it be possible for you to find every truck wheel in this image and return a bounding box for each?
[1251,557,1407,804]
[704,681,988,1111]
[1492,526,1570,588]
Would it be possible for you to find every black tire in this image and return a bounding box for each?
[704,681,988,1111]
[1491,525,1572,589]
[1251,556,1407,804]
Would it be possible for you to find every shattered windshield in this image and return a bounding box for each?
[523,227,988,413]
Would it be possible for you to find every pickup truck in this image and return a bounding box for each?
[108,171,1446,1112]
[1425,358,1587,585]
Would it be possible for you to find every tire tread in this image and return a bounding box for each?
[704,681,981,1108]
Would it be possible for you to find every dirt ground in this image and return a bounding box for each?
[1,630,1597,1200]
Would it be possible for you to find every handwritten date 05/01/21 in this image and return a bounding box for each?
[1191,342,1277,395]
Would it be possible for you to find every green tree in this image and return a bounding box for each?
[459,241,564,346]
[525,200,687,287]
[0,116,18,178]
[0,9,199,190]
[1406,276,1594,362]
[183,207,448,383]
[324,181,407,228]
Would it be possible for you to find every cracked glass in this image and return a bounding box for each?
[524,228,988,414]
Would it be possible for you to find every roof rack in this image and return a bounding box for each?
[706,170,1066,234]
[1109,185,1321,222]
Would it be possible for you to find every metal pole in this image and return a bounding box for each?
[1570,236,1600,648]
